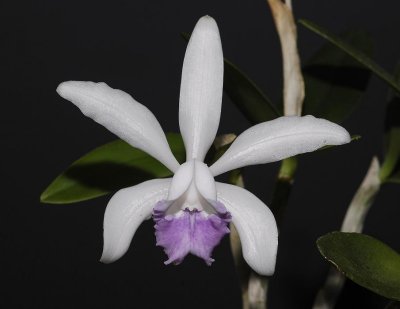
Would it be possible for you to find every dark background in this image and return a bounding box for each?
[1,0,399,308]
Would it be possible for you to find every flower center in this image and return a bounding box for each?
[165,159,217,214]
[152,160,231,265]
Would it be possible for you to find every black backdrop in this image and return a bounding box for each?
[1,1,400,308]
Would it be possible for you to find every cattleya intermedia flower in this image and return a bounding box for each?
[56,16,350,275]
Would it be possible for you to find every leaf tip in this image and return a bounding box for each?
[39,189,50,204]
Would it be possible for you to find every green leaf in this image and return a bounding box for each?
[270,157,297,227]
[381,63,400,183]
[40,133,185,204]
[299,19,400,94]
[302,30,373,123]
[387,171,400,184]
[388,176,400,184]
[181,32,280,124]
[317,232,400,301]
[224,59,281,123]
[381,127,400,183]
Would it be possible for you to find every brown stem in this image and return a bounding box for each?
[267,0,304,116]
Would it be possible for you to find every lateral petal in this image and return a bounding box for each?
[194,161,217,201]
[100,178,171,263]
[210,115,351,176]
[167,161,194,201]
[179,16,224,161]
[57,81,180,172]
[216,182,278,276]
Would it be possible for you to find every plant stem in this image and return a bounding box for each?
[230,223,251,309]
[341,157,381,233]
[228,170,270,309]
[228,170,251,308]
[229,157,298,309]
[248,272,269,309]
[267,0,304,116]
[270,157,298,227]
[229,1,303,304]
[312,156,381,309]
[285,0,292,11]
[230,225,269,309]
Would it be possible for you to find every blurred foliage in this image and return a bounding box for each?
[381,64,400,183]
[299,19,400,94]
[302,30,373,123]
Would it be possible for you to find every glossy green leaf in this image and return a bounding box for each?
[40,133,185,204]
[318,232,400,301]
[302,30,373,123]
[300,19,400,94]
[182,32,280,124]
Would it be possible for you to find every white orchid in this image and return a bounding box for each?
[56,16,350,275]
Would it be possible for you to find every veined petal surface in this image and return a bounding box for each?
[57,81,180,172]
[216,182,278,276]
[101,178,171,263]
[210,115,351,176]
[179,16,224,161]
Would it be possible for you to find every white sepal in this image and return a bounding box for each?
[100,178,171,263]
[216,182,278,276]
[179,16,224,162]
[210,115,351,176]
[57,81,180,172]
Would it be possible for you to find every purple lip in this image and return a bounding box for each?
[153,200,231,265]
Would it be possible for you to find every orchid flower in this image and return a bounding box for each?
[56,16,350,275]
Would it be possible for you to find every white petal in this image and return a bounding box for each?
[57,81,180,172]
[179,16,224,161]
[210,115,351,176]
[194,161,217,201]
[101,178,171,263]
[216,182,278,275]
[167,161,194,201]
